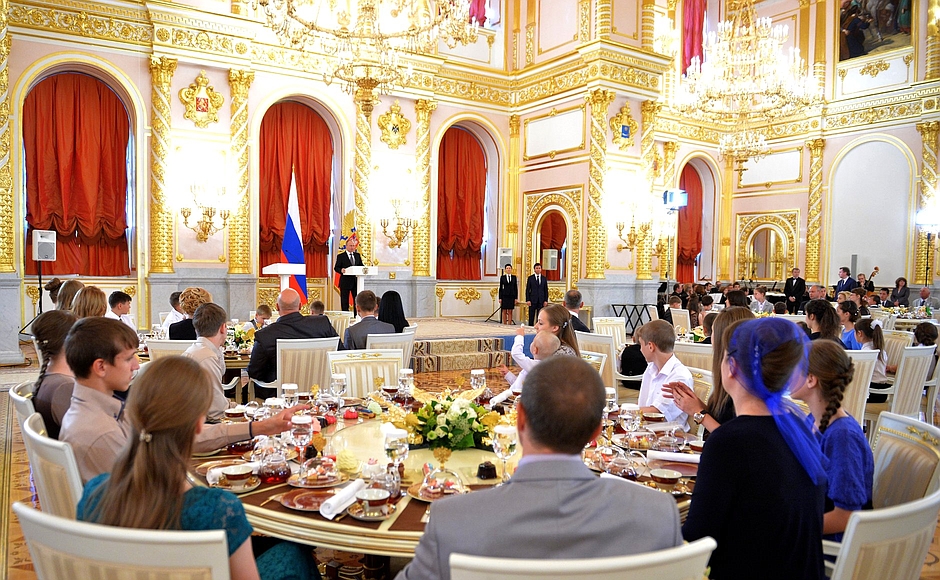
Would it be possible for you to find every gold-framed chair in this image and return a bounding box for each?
[327,349,404,398]
[20,413,83,518]
[580,350,608,379]
[366,327,417,369]
[864,346,936,431]
[9,380,35,435]
[145,339,194,361]
[670,308,692,332]
[843,349,880,428]
[672,342,713,372]
[592,317,627,350]
[684,367,714,437]
[325,311,355,339]
[882,330,914,376]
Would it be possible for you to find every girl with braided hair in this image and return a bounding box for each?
[855,317,890,402]
[31,310,78,439]
[792,340,873,541]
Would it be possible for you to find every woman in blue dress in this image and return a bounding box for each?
[792,340,873,541]
[77,356,318,580]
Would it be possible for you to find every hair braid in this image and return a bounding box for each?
[808,340,855,432]
[818,383,844,433]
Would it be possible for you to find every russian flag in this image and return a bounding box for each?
[281,171,307,305]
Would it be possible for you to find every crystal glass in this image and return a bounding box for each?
[329,373,347,406]
[231,318,240,325]
[395,369,415,406]
[384,428,410,467]
[604,387,618,414]
[290,414,313,451]
[619,403,642,433]
[492,425,518,484]
[282,383,299,408]
[469,369,486,389]
[370,466,402,500]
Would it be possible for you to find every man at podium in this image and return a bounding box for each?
[334,235,363,311]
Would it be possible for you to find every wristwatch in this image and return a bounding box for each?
[693,411,707,425]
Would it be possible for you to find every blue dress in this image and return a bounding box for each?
[821,415,874,542]
[841,328,862,350]
[79,474,318,580]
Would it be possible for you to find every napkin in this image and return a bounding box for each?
[206,462,261,485]
[646,421,685,433]
[489,389,513,406]
[320,479,366,520]
[646,450,700,464]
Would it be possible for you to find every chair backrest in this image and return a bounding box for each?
[671,342,713,372]
[327,349,403,398]
[592,317,627,348]
[887,345,937,416]
[774,314,805,323]
[21,413,84,519]
[646,304,659,321]
[145,339,193,361]
[829,487,940,580]
[366,327,417,369]
[685,367,714,436]
[869,309,888,323]
[276,336,341,395]
[10,380,36,435]
[844,349,880,427]
[325,311,355,338]
[158,311,170,325]
[884,313,898,330]
[575,331,617,386]
[580,351,608,379]
[670,308,692,331]
[882,330,914,370]
[13,502,230,580]
[449,537,717,580]
[870,412,940,508]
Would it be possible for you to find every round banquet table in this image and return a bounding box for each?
[892,318,939,331]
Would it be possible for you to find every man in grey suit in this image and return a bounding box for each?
[344,290,396,349]
[395,356,683,580]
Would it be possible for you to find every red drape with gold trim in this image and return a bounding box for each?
[539,212,566,281]
[437,128,485,280]
[676,164,703,283]
[259,101,333,277]
[23,73,130,275]
[683,0,707,76]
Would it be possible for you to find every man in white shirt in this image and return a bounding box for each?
[183,302,230,421]
[104,290,136,330]
[636,319,693,429]
[161,291,185,334]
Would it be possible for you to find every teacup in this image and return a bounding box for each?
[649,468,682,491]
[689,440,706,453]
[224,406,246,421]
[355,488,391,517]
[643,412,666,423]
[221,465,254,489]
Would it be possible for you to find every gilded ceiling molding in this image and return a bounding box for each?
[585,88,614,280]
[148,56,177,275]
[918,122,940,282]
[578,0,591,43]
[928,29,940,80]
[824,101,922,132]
[524,189,582,286]
[227,68,254,275]
[179,71,224,129]
[735,211,799,282]
[412,99,437,278]
[0,0,11,272]
[353,98,374,266]
[804,139,825,284]
[378,100,411,150]
[9,2,152,45]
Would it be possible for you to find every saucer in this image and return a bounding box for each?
[280,489,336,512]
[195,459,245,477]
[212,475,261,494]
[406,482,468,502]
[346,501,397,521]
[287,472,349,489]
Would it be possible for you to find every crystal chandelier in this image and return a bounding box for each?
[254,0,478,97]
[675,0,821,161]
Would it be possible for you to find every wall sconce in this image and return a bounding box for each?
[615,219,651,270]
[380,199,415,249]
[181,185,230,242]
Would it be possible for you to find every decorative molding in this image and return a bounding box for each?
[578,0,591,43]
[354,98,374,266]
[412,99,437,278]
[585,88,614,280]
[179,71,224,129]
[548,286,565,302]
[524,188,582,286]
[859,59,890,78]
[609,103,638,150]
[918,122,940,283]
[595,0,612,39]
[805,139,824,283]
[9,3,152,45]
[26,285,39,306]
[377,100,411,150]
[227,68,254,274]
[0,1,11,273]
[435,286,446,302]
[454,286,482,304]
[735,211,799,282]
[525,23,535,66]
[148,56,177,274]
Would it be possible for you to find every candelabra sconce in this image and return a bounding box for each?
[743,253,763,280]
[616,220,649,270]
[181,186,229,243]
[770,249,788,281]
[651,236,672,278]
[379,199,415,249]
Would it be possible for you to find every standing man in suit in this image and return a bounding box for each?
[525,263,549,326]
[783,267,806,314]
[334,235,364,312]
[344,290,395,349]
[247,288,339,399]
[395,356,682,580]
[498,263,518,325]
[564,289,590,333]
[835,266,857,296]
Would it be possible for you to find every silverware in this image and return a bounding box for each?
[259,492,286,507]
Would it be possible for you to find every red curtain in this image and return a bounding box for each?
[437,127,486,280]
[259,101,333,277]
[469,0,487,25]
[676,164,703,283]
[683,0,707,76]
[23,73,130,276]
[539,212,567,281]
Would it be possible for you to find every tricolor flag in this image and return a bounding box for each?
[282,171,307,305]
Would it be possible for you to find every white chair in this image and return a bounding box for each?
[20,413,83,519]
[576,331,635,388]
[882,329,914,374]
[276,336,341,395]
[449,537,717,580]
[9,380,36,435]
[869,412,940,509]
[327,349,403,398]
[581,350,608,379]
[864,346,936,427]
[670,308,692,331]
[222,375,241,401]
[685,367,714,436]
[884,313,898,331]
[145,338,193,361]
[844,350,879,428]
[672,342,713,372]
[325,311,355,338]
[825,487,940,580]
[592,317,627,349]
[645,304,659,322]
[158,311,170,325]
[13,502,230,580]
[367,327,417,369]
[775,314,805,323]
[923,353,940,426]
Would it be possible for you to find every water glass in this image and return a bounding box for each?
[470,369,486,390]
[604,387,618,414]
[291,414,313,451]
[330,373,347,405]
[492,425,518,484]
[384,428,410,467]
[619,403,642,433]
[282,383,299,407]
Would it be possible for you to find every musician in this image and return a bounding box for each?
[857,272,875,293]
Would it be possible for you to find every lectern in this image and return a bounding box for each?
[343,266,378,296]
[261,263,306,292]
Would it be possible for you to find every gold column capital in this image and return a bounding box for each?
[641,100,662,125]
[149,56,177,87]
[509,114,520,137]
[412,98,437,277]
[805,137,826,154]
[148,55,178,274]
[228,69,254,99]
[585,87,615,111]
[227,68,254,274]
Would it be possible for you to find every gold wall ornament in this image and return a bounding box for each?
[455,286,482,305]
[548,286,565,303]
[804,139,825,283]
[122,286,136,297]
[25,285,39,306]
[378,100,411,150]
[917,122,940,283]
[578,0,591,42]
[609,103,638,150]
[662,141,678,187]
[859,60,890,78]
[525,23,535,66]
[354,95,375,266]
[595,0,612,39]
[9,4,153,45]
[585,88,615,280]
[928,31,940,80]
[489,287,499,300]
[435,286,446,302]
[735,211,799,282]
[0,11,12,274]
[228,68,254,274]
[149,56,178,274]
[179,71,224,129]
[412,99,436,277]
[640,100,661,178]
[524,189,582,286]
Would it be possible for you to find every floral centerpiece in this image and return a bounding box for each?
[691,326,706,342]
[387,388,503,452]
[226,326,255,352]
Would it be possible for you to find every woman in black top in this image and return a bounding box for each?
[497,264,518,325]
[377,290,410,333]
[891,277,910,307]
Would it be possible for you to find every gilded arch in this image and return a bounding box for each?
[524,187,582,287]
[735,211,799,282]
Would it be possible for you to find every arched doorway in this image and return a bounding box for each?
[537,210,567,281]
[436,125,487,280]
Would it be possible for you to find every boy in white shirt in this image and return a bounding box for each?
[104,290,136,330]
[636,320,693,429]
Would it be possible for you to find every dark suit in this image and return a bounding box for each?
[567,310,590,333]
[859,281,875,292]
[835,277,857,295]
[525,274,549,326]
[334,251,364,311]
[344,316,396,350]
[247,312,340,398]
[395,458,683,580]
[498,274,517,311]
[783,276,806,314]
[168,318,196,340]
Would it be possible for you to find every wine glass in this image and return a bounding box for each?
[329,374,347,407]
[290,415,313,453]
[397,369,414,405]
[384,428,410,469]
[619,403,642,433]
[282,383,298,408]
[469,369,486,389]
[492,425,519,485]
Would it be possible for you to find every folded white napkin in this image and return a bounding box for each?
[207,462,261,485]
[646,421,685,433]
[646,450,700,464]
[489,389,513,406]
[320,479,366,520]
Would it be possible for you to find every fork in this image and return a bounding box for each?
[259,492,286,507]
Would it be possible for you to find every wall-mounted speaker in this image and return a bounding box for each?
[32,230,56,262]
[498,247,513,269]
[542,249,558,271]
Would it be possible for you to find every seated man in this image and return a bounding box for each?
[395,356,682,580]
[247,288,340,400]
[60,317,302,482]
[183,303,231,421]
[344,290,395,350]
[913,287,940,310]
[799,284,826,313]
[309,300,326,315]
[104,290,135,330]
[879,287,894,307]
[161,291,185,334]
[637,319,693,429]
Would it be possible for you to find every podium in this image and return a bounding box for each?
[344,266,378,296]
[262,263,306,292]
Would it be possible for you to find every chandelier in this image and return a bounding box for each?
[675,0,821,161]
[254,0,479,97]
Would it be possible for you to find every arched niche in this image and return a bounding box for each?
[524,189,581,287]
[536,209,567,281]
[735,212,798,282]
[674,154,720,281]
